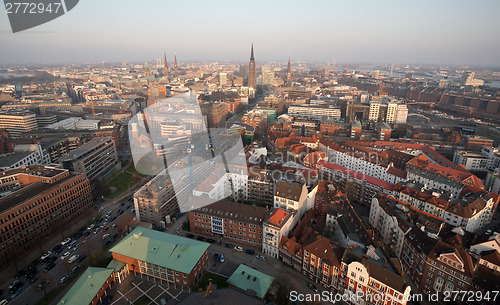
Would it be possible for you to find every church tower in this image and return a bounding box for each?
[286,57,291,84]
[248,43,257,89]
[163,52,169,80]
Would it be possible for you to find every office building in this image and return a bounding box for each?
[110,227,209,288]
[0,110,38,137]
[0,166,92,267]
[59,137,118,182]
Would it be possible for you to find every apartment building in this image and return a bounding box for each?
[189,200,267,246]
[262,208,295,258]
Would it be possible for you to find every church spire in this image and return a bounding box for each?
[250,43,255,61]
[286,57,291,83]
[174,53,178,76]
[163,52,169,78]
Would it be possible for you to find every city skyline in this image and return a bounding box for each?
[1,0,500,66]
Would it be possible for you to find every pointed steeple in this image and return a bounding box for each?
[286,57,291,83]
[174,53,178,75]
[250,43,255,61]
[163,52,169,78]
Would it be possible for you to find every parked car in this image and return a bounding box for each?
[87,224,95,231]
[206,238,216,243]
[60,252,71,260]
[244,249,255,255]
[197,236,205,241]
[59,275,68,284]
[111,233,118,239]
[37,280,49,290]
[220,254,225,263]
[120,202,125,206]
[77,255,88,263]
[9,286,24,299]
[40,251,51,260]
[224,243,233,249]
[68,255,79,264]
[130,208,135,214]
[102,234,110,240]
[53,245,63,255]
[8,280,20,290]
[102,226,109,232]
[71,243,81,251]
[71,265,81,274]
[9,281,23,294]
[61,238,71,246]
[186,233,194,239]
[44,262,56,272]
[256,255,266,261]
[214,253,219,261]
[234,246,243,252]
[118,210,124,215]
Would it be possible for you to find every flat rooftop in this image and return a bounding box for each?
[0,173,78,214]
[0,165,66,178]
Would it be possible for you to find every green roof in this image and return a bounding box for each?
[227,264,274,299]
[110,227,209,274]
[57,267,113,305]
[106,259,126,271]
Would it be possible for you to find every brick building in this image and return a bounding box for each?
[0,166,92,267]
[110,228,209,288]
[189,200,267,247]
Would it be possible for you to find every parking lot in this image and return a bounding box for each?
[109,276,189,305]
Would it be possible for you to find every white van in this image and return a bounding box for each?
[68,254,79,264]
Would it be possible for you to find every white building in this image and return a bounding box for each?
[395,104,408,124]
[453,151,494,172]
[262,208,295,258]
[369,102,380,121]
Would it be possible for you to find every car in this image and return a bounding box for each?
[116,209,122,214]
[110,216,117,221]
[67,240,77,248]
[186,233,195,238]
[106,211,112,216]
[97,218,104,224]
[244,249,255,255]
[308,283,318,292]
[71,265,81,274]
[28,277,37,285]
[87,224,95,231]
[126,204,132,209]
[102,234,110,240]
[111,233,118,239]
[214,253,219,261]
[84,231,91,237]
[224,243,233,248]
[206,238,216,243]
[61,238,71,246]
[486,229,493,234]
[120,202,125,206]
[103,226,109,232]
[72,243,81,251]
[26,268,37,279]
[130,209,135,214]
[47,256,57,264]
[59,275,68,284]
[102,295,112,305]
[44,262,56,272]
[8,280,20,290]
[111,223,116,228]
[28,259,39,270]
[9,286,24,299]
[256,255,266,261]
[15,270,26,278]
[94,227,101,234]
[60,252,71,260]
[0,299,7,305]
[220,254,225,263]
[77,255,87,263]
[9,281,23,294]
[41,251,52,260]
[234,246,243,252]
[68,255,79,264]
[197,236,205,241]
[53,245,64,255]
[118,210,124,215]
[37,280,49,290]
[104,240,111,246]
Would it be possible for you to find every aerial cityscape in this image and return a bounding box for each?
[1,1,500,305]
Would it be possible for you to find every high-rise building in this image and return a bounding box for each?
[368,102,380,121]
[0,110,38,138]
[386,103,398,123]
[0,166,92,267]
[219,72,228,86]
[395,104,408,124]
[248,44,257,89]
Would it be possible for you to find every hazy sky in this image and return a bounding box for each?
[1,0,499,66]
